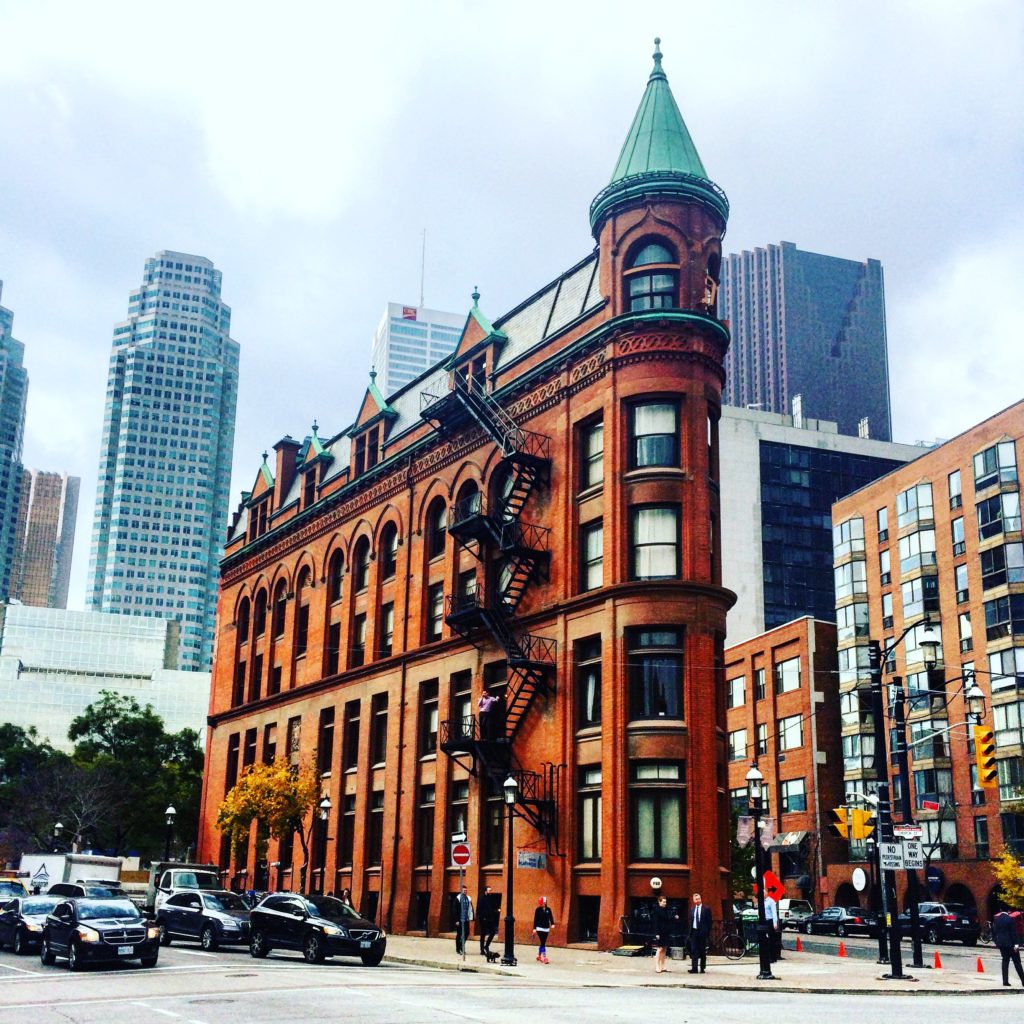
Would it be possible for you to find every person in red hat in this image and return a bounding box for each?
[533,896,555,963]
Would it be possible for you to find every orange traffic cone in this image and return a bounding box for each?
[933,950,942,969]
[838,941,847,958]
[796,936,803,952]
[977,956,985,974]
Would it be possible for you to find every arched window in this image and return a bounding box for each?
[426,498,447,560]
[295,567,312,658]
[236,598,251,644]
[625,239,678,312]
[328,550,344,603]
[490,466,515,523]
[253,590,268,637]
[272,579,288,638]
[353,537,371,592]
[380,523,399,580]
[453,481,481,525]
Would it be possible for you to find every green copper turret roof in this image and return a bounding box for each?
[590,39,728,235]
[609,39,707,183]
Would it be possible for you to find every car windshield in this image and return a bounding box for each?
[0,882,25,896]
[174,872,220,889]
[78,900,142,921]
[303,896,362,922]
[204,892,249,913]
[24,898,60,915]
[84,886,117,897]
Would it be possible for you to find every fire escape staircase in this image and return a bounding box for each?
[422,374,560,850]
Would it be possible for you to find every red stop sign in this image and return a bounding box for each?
[451,842,471,867]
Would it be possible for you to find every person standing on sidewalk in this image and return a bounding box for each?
[686,893,712,974]
[477,885,500,957]
[652,896,679,974]
[993,910,1024,987]
[764,894,782,961]
[533,896,555,963]
[454,885,474,955]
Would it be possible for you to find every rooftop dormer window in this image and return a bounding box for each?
[625,240,678,312]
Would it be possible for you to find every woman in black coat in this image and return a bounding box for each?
[532,896,555,963]
[651,896,678,974]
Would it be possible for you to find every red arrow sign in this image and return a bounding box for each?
[451,842,471,867]
[762,869,785,902]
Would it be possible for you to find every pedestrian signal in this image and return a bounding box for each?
[850,808,876,840]
[830,807,850,840]
[974,725,998,789]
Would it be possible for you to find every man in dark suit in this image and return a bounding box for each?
[993,910,1024,987]
[477,885,500,958]
[687,893,712,973]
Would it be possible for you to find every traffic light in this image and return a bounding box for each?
[975,724,998,789]
[830,807,850,840]
[850,808,875,840]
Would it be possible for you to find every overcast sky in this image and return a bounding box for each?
[1,0,1021,610]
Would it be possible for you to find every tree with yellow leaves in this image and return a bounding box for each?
[992,847,1024,911]
[216,757,321,893]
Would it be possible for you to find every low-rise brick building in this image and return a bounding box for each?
[197,42,736,948]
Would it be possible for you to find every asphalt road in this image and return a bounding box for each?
[2,941,1022,1023]
[786,929,993,966]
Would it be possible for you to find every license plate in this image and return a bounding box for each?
[360,940,372,949]
[118,945,133,955]
[961,919,969,924]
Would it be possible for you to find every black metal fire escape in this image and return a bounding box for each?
[421,372,561,850]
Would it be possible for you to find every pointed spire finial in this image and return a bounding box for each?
[650,37,665,80]
[311,419,318,435]
[369,366,377,383]
[261,450,268,462]
[471,286,480,307]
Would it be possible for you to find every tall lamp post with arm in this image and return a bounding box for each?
[317,795,331,894]
[745,763,775,981]
[163,805,176,862]
[501,775,518,967]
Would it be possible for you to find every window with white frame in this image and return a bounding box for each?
[774,657,801,694]
[974,440,1018,490]
[778,714,803,751]
[726,676,745,709]
[897,482,933,528]
[728,728,747,762]
[781,778,806,814]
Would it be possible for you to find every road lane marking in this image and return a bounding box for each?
[0,962,39,975]
[171,949,218,957]
[133,1004,179,1017]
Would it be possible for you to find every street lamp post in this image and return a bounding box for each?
[52,821,64,854]
[864,833,887,964]
[164,805,177,862]
[318,795,332,894]
[501,774,518,967]
[746,763,776,981]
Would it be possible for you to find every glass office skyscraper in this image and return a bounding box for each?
[86,251,239,671]
[370,302,464,397]
[0,283,29,602]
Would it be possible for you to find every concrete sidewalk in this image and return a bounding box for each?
[382,933,1024,994]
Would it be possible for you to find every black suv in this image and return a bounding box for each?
[801,905,879,938]
[249,893,385,965]
[0,895,61,953]
[157,889,251,950]
[898,902,980,945]
[40,898,160,970]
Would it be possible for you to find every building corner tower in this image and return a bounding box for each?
[86,252,239,671]
[589,39,735,915]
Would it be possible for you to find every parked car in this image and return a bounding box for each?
[248,893,386,965]
[47,883,121,899]
[0,878,29,899]
[157,889,251,950]
[40,898,160,970]
[801,905,879,938]
[778,899,814,930]
[898,902,980,945]
[0,895,61,953]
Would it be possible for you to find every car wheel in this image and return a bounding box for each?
[157,921,172,946]
[360,948,385,967]
[140,955,158,968]
[40,934,56,966]
[303,932,324,964]
[200,926,218,952]
[803,922,813,935]
[836,924,847,938]
[68,941,82,972]
[249,929,270,959]
[13,930,24,955]
[926,927,940,944]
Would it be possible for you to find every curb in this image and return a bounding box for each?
[384,953,518,977]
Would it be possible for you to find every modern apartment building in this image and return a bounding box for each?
[370,303,464,398]
[725,617,845,902]
[11,469,80,608]
[0,604,210,750]
[721,242,892,441]
[829,398,1024,914]
[0,283,29,602]
[199,41,734,948]
[720,406,920,642]
[86,251,240,671]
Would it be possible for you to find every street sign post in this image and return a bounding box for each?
[893,824,923,839]
[879,841,904,871]
[451,843,471,868]
[901,838,925,870]
[451,836,471,963]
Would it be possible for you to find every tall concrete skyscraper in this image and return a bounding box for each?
[721,242,892,441]
[0,284,29,602]
[11,469,80,608]
[370,302,464,397]
[87,251,239,671]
